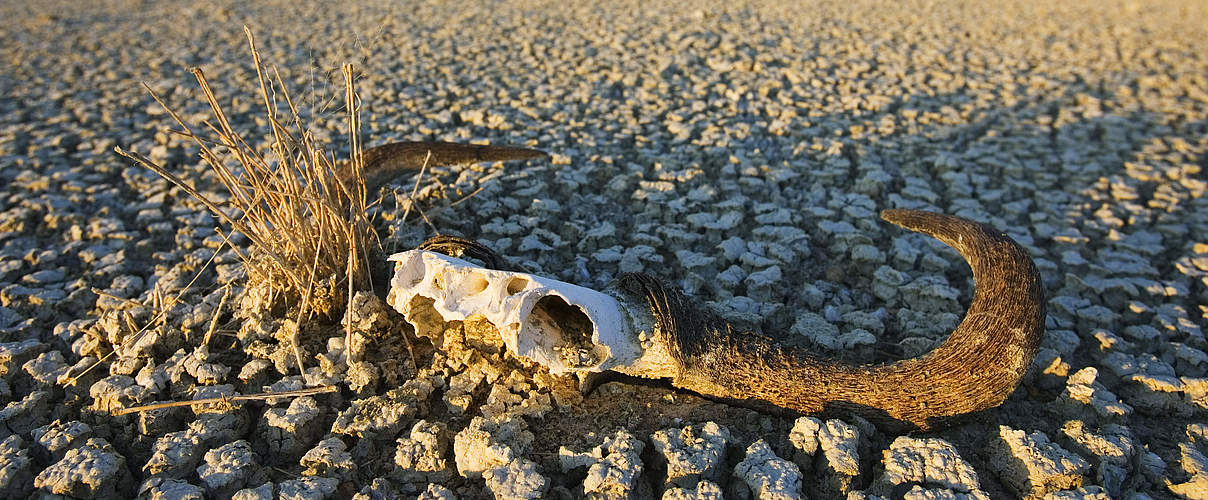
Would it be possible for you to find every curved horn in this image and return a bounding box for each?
[344,141,549,192]
[621,209,1045,430]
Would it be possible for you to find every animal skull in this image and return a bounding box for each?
[386,249,679,380]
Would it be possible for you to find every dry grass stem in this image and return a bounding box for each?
[201,285,233,348]
[111,384,339,416]
[398,151,431,225]
[115,28,381,328]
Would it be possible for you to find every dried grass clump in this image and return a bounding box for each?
[117,28,379,321]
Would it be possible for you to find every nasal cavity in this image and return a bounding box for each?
[533,295,594,345]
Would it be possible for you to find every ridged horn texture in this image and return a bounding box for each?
[418,235,510,271]
[618,209,1046,430]
[348,141,549,192]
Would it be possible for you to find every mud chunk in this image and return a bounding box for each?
[237,359,275,391]
[1057,421,1135,496]
[733,440,802,500]
[232,482,274,500]
[22,350,70,390]
[189,402,248,446]
[144,429,206,479]
[444,364,486,415]
[1043,486,1111,499]
[352,478,399,500]
[394,419,452,482]
[417,483,458,500]
[482,370,554,420]
[560,429,647,499]
[342,291,397,344]
[136,349,191,396]
[651,422,731,488]
[345,361,380,394]
[138,477,205,499]
[788,416,823,456]
[197,440,263,499]
[300,437,355,481]
[0,435,34,498]
[183,346,230,385]
[789,417,864,496]
[483,458,549,500]
[34,438,132,499]
[90,374,152,412]
[277,477,339,500]
[0,339,46,378]
[0,390,50,440]
[817,418,861,486]
[315,337,348,379]
[261,396,325,462]
[897,485,988,499]
[989,426,1090,497]
[1168,424,1208,499]
[331,380,433,438]
[1056,367,1132,421]
[872,436,985,498]
[453,416,533,478]
[661,480,724,500]
[790,313,842,349]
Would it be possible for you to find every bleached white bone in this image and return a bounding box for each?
[386,250,676,377]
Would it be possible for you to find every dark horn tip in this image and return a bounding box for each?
[521,146,551,158]
[880,208,1013,251]
[879,208,917,225]
[880,208,965,232]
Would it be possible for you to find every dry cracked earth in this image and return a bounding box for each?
[1,0,1207,498]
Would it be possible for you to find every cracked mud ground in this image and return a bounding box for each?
[1,0,1206,498]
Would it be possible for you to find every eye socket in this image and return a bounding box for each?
[506,277,529,295]
[466,274,489,295]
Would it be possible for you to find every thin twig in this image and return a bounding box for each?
[414,203,441,235]
[401,326,420,377]
[270,466,302,479]
[112,385,339,416]
[448,186,485,208]
[398,151,431,225]
[291,220,324,374]
[201,285,233,348]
